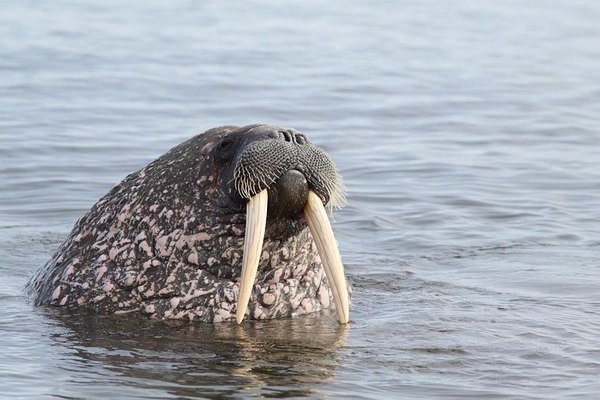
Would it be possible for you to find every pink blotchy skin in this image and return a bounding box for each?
[26,125,344,322]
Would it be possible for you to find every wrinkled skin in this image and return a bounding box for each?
[26,124,346,322]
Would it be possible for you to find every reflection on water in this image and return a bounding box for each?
[44,309,348,399]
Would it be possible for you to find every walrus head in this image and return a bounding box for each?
[26,124,350,324]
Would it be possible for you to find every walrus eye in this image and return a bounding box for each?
[217,136,235,161]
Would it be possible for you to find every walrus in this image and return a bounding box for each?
[26,124,350,324]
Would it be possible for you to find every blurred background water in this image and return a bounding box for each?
[1,0,599,398]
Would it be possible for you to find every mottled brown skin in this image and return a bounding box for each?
[26,125,342,322]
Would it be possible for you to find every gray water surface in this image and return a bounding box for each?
[1,1,600,399]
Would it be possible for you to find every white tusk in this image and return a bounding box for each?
[303,190,350,324]
[236,189,268,324]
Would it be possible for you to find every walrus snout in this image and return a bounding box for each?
[233,131,345,210]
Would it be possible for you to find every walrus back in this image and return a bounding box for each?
[25,134,212,308]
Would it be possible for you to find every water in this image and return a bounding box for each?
[1,0,600,398]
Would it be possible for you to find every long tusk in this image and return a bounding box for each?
[303,190,350,324]
[236,189,268,324]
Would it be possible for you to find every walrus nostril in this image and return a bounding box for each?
[294,133,306,145]
[280,130,293,142]
[277,130,306,145]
